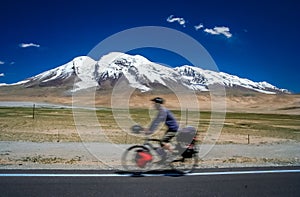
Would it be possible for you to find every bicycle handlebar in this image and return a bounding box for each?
[131,125,143,134]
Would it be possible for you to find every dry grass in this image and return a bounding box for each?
[0,107,79,142]
[0,106,299,144]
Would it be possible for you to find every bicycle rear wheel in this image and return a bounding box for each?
[121,145,153,172]
[170,148,198,174]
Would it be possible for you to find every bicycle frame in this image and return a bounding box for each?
[121,130,198,173]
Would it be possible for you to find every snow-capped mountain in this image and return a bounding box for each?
[4,52,289,94]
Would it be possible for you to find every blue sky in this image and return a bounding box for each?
[0,0,299,93]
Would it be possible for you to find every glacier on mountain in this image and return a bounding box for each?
[2,52,289,94]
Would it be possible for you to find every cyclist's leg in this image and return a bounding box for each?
[161,130,176,152]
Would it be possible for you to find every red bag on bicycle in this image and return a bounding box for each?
[135,150,153,168]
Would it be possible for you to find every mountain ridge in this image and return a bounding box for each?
[0,52,289,94]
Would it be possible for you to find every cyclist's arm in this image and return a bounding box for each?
[147,109,166,134]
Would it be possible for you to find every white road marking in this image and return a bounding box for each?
[187,169,300,176]
[0,169,300,177]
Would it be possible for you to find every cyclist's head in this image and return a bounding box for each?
[151,97,164,104]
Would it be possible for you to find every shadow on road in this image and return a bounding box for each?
[115,169,186,177]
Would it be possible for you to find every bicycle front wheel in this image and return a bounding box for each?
[121,145,153,173]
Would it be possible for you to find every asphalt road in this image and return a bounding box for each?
[0,167,299,197]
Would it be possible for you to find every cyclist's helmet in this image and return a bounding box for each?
[151,97,164,104]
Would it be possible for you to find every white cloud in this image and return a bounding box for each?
[194,23,204,31]
[203,28,219,35]
[0,73,4,77]
[166,15,233,38]
[19,43,40,48]
[166,15,186,27]
[0,61,4,65]
[204,26,232,38]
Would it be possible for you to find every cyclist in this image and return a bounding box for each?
[144,97,179,157]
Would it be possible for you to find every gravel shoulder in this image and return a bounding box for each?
[0,141,299,170]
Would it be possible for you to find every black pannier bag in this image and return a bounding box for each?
[176,126,196,144]
[176,126,197,158]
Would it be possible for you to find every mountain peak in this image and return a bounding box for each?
[4,52,289,94]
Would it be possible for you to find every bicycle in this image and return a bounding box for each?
[121,125,199,174]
